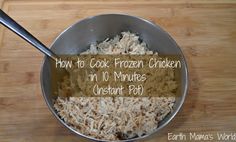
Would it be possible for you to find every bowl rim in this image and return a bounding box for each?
[40,13,189,142]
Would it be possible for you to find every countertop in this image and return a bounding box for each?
[0,0,236,142]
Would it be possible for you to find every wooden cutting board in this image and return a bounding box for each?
[0,0,236,142]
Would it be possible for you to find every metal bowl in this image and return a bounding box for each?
[40,14,188,142]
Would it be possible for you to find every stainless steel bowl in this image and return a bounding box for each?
[40,14,188,142]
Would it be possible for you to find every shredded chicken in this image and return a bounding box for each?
[54,32,176,141]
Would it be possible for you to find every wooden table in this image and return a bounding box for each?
[0,0,236,142]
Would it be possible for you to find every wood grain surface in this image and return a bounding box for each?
[0,0,236,142]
